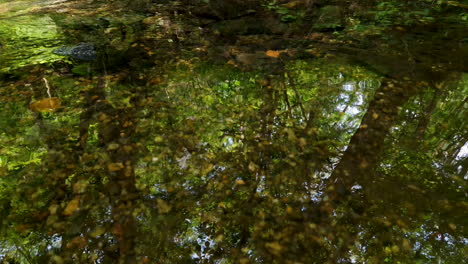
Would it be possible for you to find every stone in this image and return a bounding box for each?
[53,43,96,61]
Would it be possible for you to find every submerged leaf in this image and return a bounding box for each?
[265,50,281,58]
[63,197,80,216]
[108,162,124,172]
[157,199,171,213]
[29,97,61,112]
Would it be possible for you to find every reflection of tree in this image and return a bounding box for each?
[2,58,466,263]
[326,78,420,260]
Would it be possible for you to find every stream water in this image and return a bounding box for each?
[0,1,466,263]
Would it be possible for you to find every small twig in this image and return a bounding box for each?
[43,77,52,98]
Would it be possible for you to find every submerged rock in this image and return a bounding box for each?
[53,43,96,61]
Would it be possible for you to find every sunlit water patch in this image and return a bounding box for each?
[0,14,65,72]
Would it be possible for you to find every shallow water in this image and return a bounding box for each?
[0,1,466,263]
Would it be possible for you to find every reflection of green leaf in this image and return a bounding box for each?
[0,14,65,73]
[71,64,90,76]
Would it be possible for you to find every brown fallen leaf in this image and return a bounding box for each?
[67,236,87,249]
[281,1,305,8]
[29,97,61,112]
[112,223,124,236]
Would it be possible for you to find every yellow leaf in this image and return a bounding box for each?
[396,219,408,229]
[51,256,64,264]
[123,145,133,152]
[235,179,246,185]
[98,113,109,122]
[248,162,258,172]
[63,197,80,216]
[157,199,171,213]
[239,258,249,264]
[107,143,120,151]
[202,164,214,175]
[265,50,281,58]
[384,246,392,255]
[265,242,282,254]
[299,137,307,148]
[402,239,412,252]
[108,162,124,172]
[49,204,59,215]
[73,180,88,194]
[29,97,61,112]
[90,226,106,238]
[285,128,297,141]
